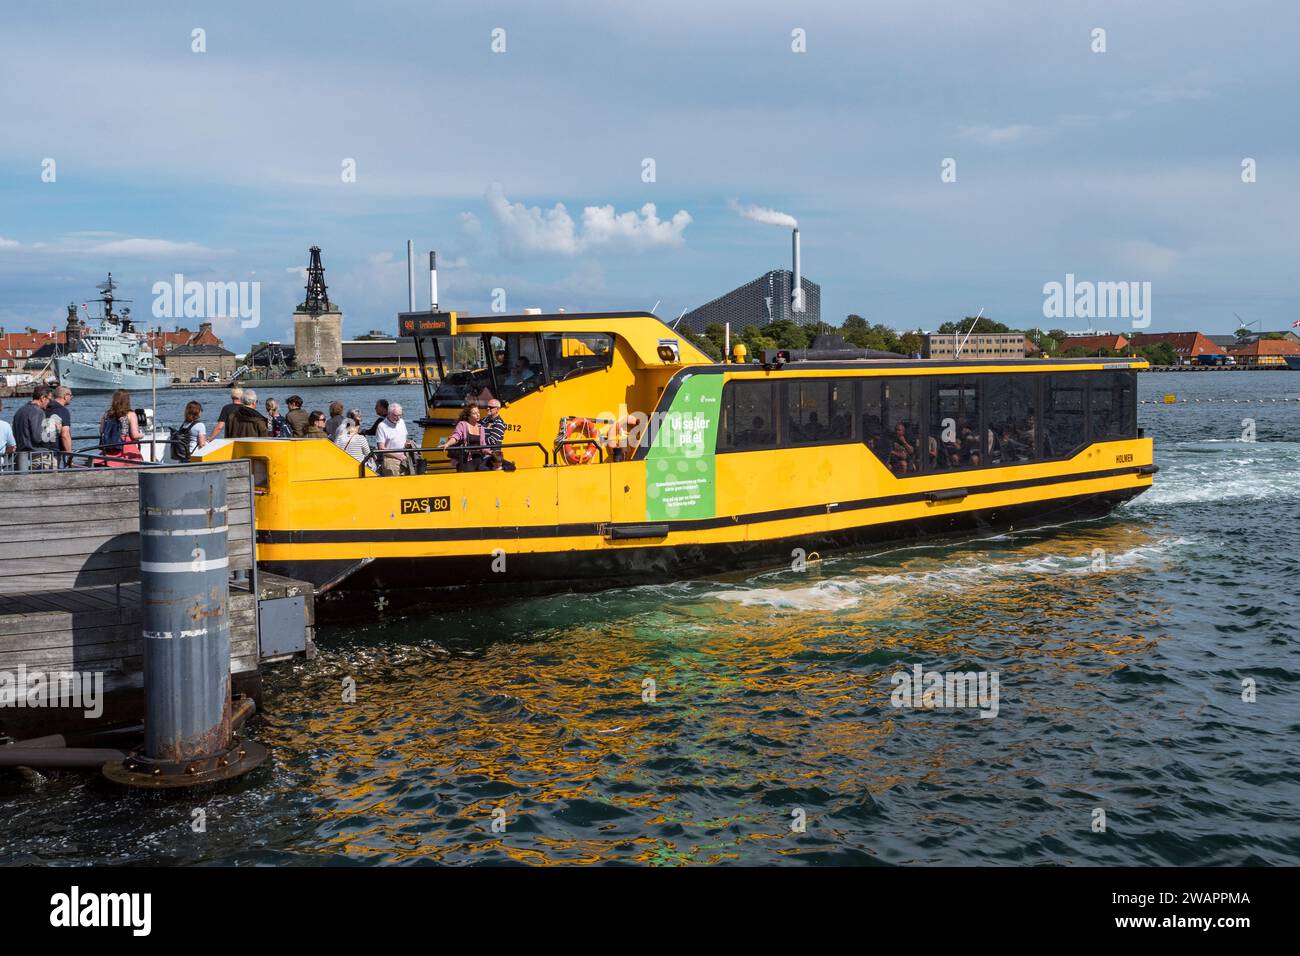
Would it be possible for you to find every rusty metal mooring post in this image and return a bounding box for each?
[103,467,266,788]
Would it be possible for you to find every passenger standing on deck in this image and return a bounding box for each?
[375,402,410,476]
[0,399,15,465]
[47,385,74,467]
[482,399,506,450]
[325,401,346,440]
[226,389,269,438]
[305,411,329,438]
[172,400,207,462]
[209,386,244,440]
[13,385,54,467]
[335,418,374,472]
[443,403,486,472]
[360,399,389,437]
[285,395,309,437]
[99,389,143,466]
[265,398,293,438]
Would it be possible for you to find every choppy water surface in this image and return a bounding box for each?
[2,372,1298,865]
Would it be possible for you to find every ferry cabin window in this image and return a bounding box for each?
[928,379,980,470]
[985,374,1038,464]
[542,332,614,383]
[785,380,852,444]
[718,381,777,450]
[1088,370,1136,441]
[1042,374,1087,458]
[860,379,890,469]
[881,378,922,476]
[431,332,546,407]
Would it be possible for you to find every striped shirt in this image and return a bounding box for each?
[483,414,506,449]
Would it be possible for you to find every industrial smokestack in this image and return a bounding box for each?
[429,251,439,310]
[406,240,415,311]
[791,227,805,314]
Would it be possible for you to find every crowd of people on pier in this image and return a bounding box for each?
[0,384,522,477]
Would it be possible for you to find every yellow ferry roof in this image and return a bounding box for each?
[452,310,714,367]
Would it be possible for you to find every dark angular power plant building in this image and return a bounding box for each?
[679,228,821,334]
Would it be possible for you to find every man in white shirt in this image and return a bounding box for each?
[0,398,15,465]
[374,402,409,477]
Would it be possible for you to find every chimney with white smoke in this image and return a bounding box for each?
[791,227,804,314]
[731,200,805,318]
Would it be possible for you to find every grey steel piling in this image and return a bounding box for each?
[103,467,266,788]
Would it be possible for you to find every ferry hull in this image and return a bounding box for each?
[262,484,1147,619]
[52,356,167,392]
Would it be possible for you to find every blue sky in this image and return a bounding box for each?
[2,0,1299,349]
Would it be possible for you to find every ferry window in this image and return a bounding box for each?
[785,380,852,445]
[542,332,614,383]
[881,378,922,477]
[860,379,890,469]
[719,380,777,450]
[986,375,1038,464]
[1088,370,1135,441]
[499,333,545,402]
[928,379,980,470]
[1042,374,1087,458]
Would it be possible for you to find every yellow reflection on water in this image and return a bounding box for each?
[262,521,1179,864]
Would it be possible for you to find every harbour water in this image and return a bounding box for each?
[1,371,1297,865]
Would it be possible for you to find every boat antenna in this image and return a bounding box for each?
[672,307,687,330]
[649,299,660,315]
[955,308,984,359]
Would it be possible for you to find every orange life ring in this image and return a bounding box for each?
[561,417,599,464]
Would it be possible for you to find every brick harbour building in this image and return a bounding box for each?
[1228,338,1300,367]
[1127,332,1226,365]
[1058,333,1130,354]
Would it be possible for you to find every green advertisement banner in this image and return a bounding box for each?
[645,373,722,521]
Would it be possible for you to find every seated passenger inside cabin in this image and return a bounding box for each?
[503,357,536,389]
[890,422,917,475]
[742,415,774,446]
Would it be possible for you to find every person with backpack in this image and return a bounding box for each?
[98,389,142,467]
[172,401,207,463]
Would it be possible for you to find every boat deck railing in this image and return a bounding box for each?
[356,438,609,477]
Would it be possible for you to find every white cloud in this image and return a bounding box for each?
[483,184,690,257]
[956,123,1039,146]
[91,238,216,257]
[581,203,692,251]
[0,236,19,249]
[729,199,797,228]
[486,183,579,256]
[25,235,223,257]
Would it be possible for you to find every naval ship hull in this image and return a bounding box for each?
[52,356,168,392]
[234,370,403,389]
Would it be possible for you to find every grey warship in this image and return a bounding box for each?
[52,274,168,392]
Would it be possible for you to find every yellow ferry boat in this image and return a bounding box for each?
[196,309,1155,614]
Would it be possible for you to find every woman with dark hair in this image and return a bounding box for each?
[443,403,486,471]
[172,401,206,462]
[99,389,142,466]
[304,410,329,438]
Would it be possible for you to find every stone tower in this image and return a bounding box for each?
[292,246,343,372]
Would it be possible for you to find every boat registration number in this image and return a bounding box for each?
[401,495,451,514]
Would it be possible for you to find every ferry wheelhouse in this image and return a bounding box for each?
[196,309,1155,613]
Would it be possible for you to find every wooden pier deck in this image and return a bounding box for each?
[0,460,314,741]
